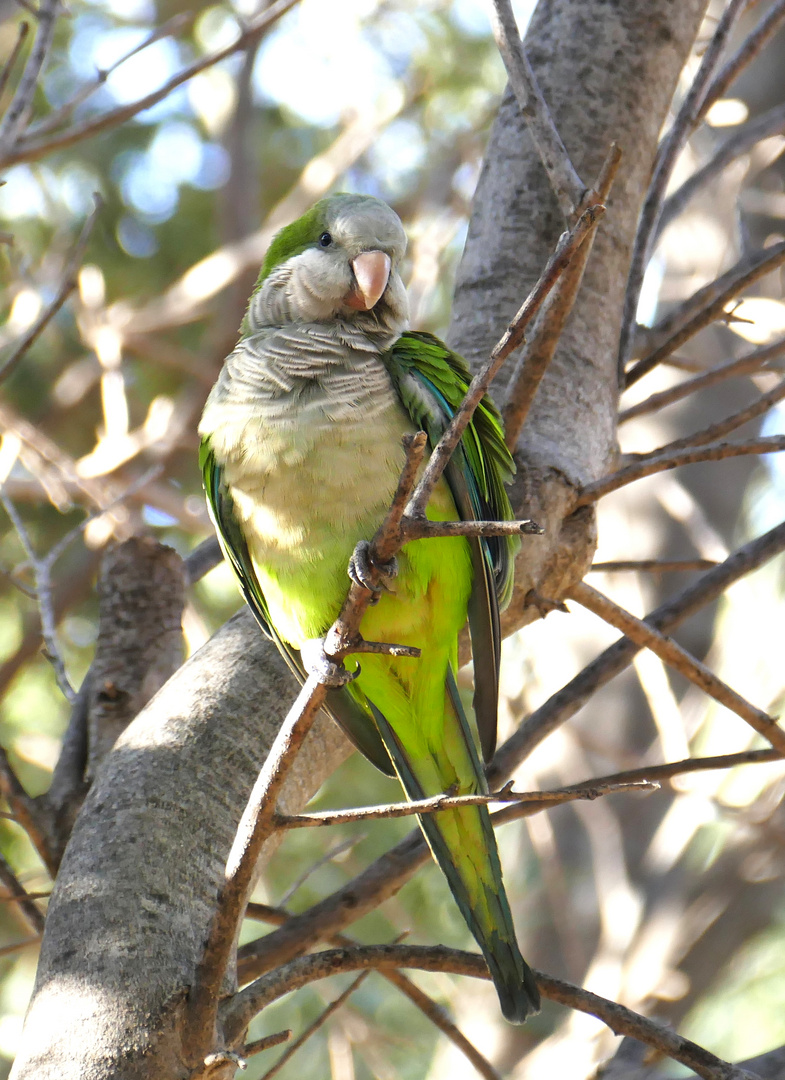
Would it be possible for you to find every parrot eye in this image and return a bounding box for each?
[318,232,333,248]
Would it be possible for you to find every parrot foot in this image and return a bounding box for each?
[349,541,398,600]
[301,638,359,688]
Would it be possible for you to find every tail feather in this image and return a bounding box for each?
[369,699,541,1023]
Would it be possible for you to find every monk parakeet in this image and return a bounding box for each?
[199,193,540,1023]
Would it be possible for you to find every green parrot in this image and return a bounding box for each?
[199,193,540,1023]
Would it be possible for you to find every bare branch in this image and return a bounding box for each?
[0,20,30,101]
[630,377,785,460]
[257,971,370,1080]
[618,0,749,374]
[0,0,301,168]
[242,1030,292,1059]
[243,902,503,1080]
[275,778,655,829]
[401,517,542,541]
[0,745,55,873]
[223,945,759,1080]
[589,559,719,573]
[0,0,60,155]
[0,852,45,935]
[696,0,785,127]
[489,0,585,217]
[409,202,604,516]
[25,12,196,139]
[496,518,785,771]
[1,492,74,701]
[658,102,785,238]
[502,142,622,446]
[576,435,785,505]
[619,338,785,424]
[0,196,102,384]
[625,239,785,387]
[569,580,785,753]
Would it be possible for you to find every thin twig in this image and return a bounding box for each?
[409,203,604,516]
[401,517,542,541]
[221,945,758,1080]
[569,580,785,753]
[0,0,302,167]
[0,21,30,101]
[241,1030,292,1058]
[0,852,45,935]
[503,143,622,446]
[576,435,785,505]
[496,519,785,772]
[1,493,74,701]
[696,0,785,127]
[25,12,196,139]
[0,745,55,873]
[0,196,102,384]
[258,971,370,1080]
[0,0,60,155]
[629,377,785,459]
[658,102,785,238]
[619,338,785,424]
[242,903,502,1080]
[278,835,363,908]
[489,0,585,217]
[274,778,656,829]
[626,239,785,387]
[589,559,719,573]
[618,0,749,377]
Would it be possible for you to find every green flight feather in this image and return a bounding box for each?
[199,436,396,775]
[383,331,519,761]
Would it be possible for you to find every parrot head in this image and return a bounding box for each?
[244,193,409,336]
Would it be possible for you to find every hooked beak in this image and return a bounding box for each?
[346,250,391,311]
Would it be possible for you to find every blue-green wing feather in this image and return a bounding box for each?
[199,438,395,776]
[383,331,519,762]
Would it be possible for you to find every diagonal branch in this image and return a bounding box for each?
[0,0,302,168]
[0,195,102,384]
[496,518,785,770]
[658,102,785,239]
[0,852,45,935]
[619,338,785,424]
[0,0,60,155]
[569,580,785,753]
[617,0,749,375]
[576,434,785,505]
[243,902,502,1080]
[628,376,785,459]
[409,202,604,516]
[502,142,622,446]
[489,0,585,217]
[0,21,30,101]
[625,238,785,387]
[222,945,758,1080]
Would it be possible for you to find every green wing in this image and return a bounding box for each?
[199,437,395,775]
[383,331,519,762]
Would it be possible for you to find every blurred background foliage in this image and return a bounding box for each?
[1,0,785,1077]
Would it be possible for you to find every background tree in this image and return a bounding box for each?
[1,0,785,1077]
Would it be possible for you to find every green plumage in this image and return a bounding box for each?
[199,193,540,1023]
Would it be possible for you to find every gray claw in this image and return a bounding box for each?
[348,541,398,596]
[301,638,359,688]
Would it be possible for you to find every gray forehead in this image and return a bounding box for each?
[326,196,407,256]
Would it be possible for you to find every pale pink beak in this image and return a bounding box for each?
[346,250,391,311]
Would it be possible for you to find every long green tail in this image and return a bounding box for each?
[369,683,540,1024]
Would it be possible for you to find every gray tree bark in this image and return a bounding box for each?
[10,1,711,1075]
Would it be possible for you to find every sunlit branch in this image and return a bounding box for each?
[576,435,785,505]
[569,580,785,754]
[619,339,785,424]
